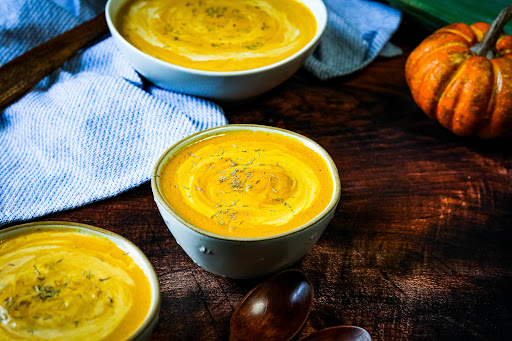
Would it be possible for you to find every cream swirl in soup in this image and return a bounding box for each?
[0,229,151,340]
[159,131,334,238]
[115,0,317,71]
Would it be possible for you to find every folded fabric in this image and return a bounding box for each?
[0,0,401,226]
[306,0,402,79]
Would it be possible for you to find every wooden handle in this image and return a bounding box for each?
[0,12,108,109]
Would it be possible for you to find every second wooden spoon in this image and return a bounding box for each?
[298,326,372,341]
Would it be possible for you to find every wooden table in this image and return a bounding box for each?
[5,17,512,340]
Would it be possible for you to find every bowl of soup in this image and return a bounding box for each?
[0,221,160,341]
[105,0,327,100]
[151,125,341,279]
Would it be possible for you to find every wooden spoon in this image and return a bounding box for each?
[0,12,108,109]
[298,326,372,341]
[229,269,313,341]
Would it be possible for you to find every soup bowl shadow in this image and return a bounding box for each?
[105,0,327,101]
[151,125,341,279]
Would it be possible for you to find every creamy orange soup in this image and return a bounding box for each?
[0,228,151,340]
[159,131,334,238]
[115,0,317,71]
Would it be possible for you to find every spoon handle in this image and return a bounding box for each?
[0,12,108,109]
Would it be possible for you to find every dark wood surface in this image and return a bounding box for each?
[5,17,512,340]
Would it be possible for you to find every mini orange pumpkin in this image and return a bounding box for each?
[405,6,512,138]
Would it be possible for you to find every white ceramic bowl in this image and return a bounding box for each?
[0,221,161,341]
[105,0,327,100]
[151,125,341,279]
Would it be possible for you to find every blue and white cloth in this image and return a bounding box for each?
[0,0,401,226]
[307,0,402,79]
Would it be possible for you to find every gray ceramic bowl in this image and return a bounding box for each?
[151,124,341,279]
[105,0,327,100]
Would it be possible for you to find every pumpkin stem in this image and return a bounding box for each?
[475,4,512,58]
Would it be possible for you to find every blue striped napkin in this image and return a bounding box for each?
[0,0,401,226]
[306,0,402,79]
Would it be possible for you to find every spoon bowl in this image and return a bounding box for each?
[230,269,313,341]
[298,326,371,341]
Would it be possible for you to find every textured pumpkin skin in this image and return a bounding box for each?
[405,22,512,138]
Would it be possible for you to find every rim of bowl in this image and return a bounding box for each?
[151,124,342,242]
[0,221,161,341]
[105,0,328,76]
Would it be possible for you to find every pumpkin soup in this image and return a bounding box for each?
[0,228,151,340]
[115,0,317,71]
[159,130,334,238]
